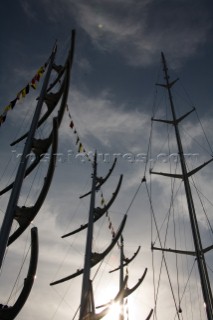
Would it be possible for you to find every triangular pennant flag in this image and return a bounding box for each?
[30,78,37,89]
[21,87,27,98]
[0,59,48,127]
[25,84,30,94]
[70,120,74,128]
[17,91,22,101]
[0,115,6,125]
[101,197,105,206]
[78,143,83,153]
[37,66,45,76]
[10,98,17,109]
[75,136,80,145]
[4,104,12,112]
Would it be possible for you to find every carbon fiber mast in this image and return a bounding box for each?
[98,236,153,320]
[0,30,76,319]
[50,153,127,320]
[151,52,213,320]
[117,236,153,320]
[0,43,57,270]
[79,152,98,319]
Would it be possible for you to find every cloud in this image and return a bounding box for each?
[1,2,213,319]
[39,0,212,67]
[62,87,150,153]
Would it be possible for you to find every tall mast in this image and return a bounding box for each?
[160,52,213,319]
[50,154,128,319]
[0,44,57,270]
[119,236,124,320]
[79,153,97,319]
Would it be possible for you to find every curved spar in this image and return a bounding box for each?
[109,245,141,273]
[80,158,117,199]
[9,36,75,148]
[8,117,58,246]
[123,268,147,298]
[94,276,128,320]
[0,30,76,320]
[50,214,127,286]
[97,268,148,308]
[0,227,38,320]
[96,268,153,320]
[62,174,123,238]
[0,62,71,197]
[10,77,66,147]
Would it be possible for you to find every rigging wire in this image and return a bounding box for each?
[54,165,146,319]
[50,282,75,320]
[144,56,213,320]
[180,121,212,157]
[194,263,204,320]
[174,73,213,155]
[145,80,160,320]
[173,260,196,320]
[0,152,17,185]
[0,86,42,192]
[152,100,182,318]
[23,160,42,206]
[144,74,190,319]
[12,229,31,303]
[189,175,213,239]
[194,108,213,155]
[172,172,182,313]
[11,97,35,143]
[145,180,181,319]
[165,116,184,314]
[0,160,19,194]
[145,101,158,319]
[6,241,31,305]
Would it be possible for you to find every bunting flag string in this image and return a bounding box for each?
[0,61,48,127]
[124,297,129,320]
[66,105,91,162]
[100,191,116,239]
[124,253,129,320]
[100,191,129,320]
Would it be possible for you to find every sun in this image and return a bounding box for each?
[103,302,122,320]
[95,282,124,320]
[97,285,122,320]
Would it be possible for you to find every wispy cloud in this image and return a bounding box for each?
[39,0,212,67]
[62,87,150,152]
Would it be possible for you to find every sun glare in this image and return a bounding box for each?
[104,302,122,320]
[95,283,124,320]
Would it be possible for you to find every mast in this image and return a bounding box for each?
[0,43,57,270]
[158,52,213,319]
[108,237,153,320]
[119,236,124,320]
[50,155,128,319]
[79,152,97,319]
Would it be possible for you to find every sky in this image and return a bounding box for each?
[0,0,213,319]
